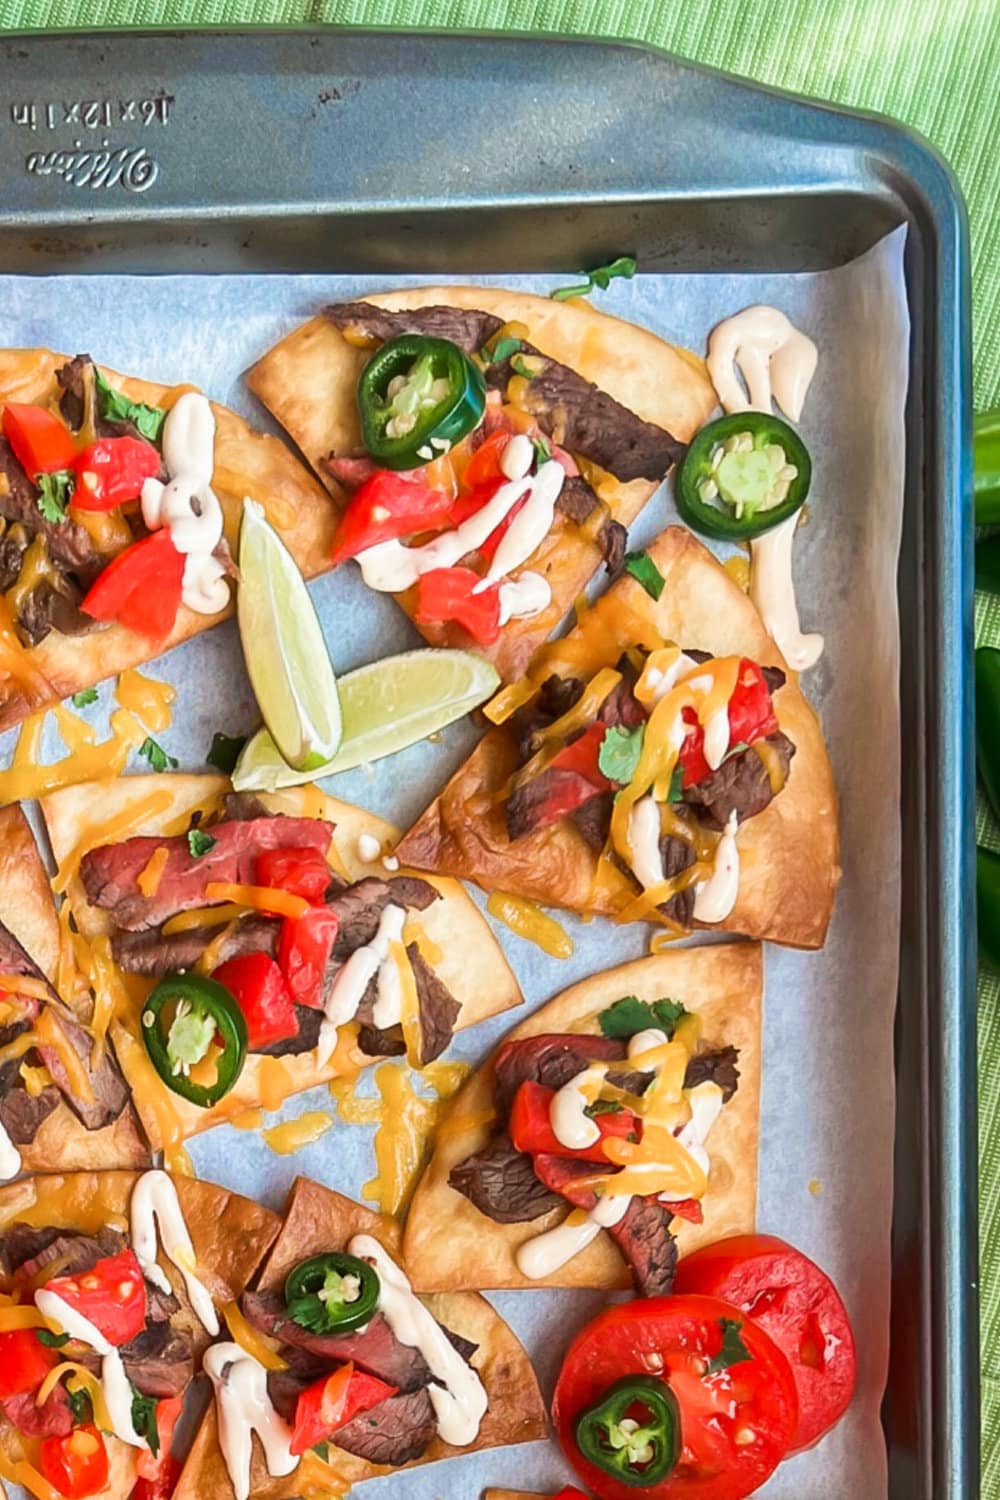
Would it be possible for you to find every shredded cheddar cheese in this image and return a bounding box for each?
[389,940,422,1069]
[262,1112,333,1155]
[0,1452,63,1500]
[222,1300,288,1370]
[162,903,247,935]
[0,975,52,1002]
[0,1304,48,1331]
[136,846,170,898]
[362,1064,441,1218]
[54,789,175,895]
[37,1364,113,1432]
[486,893,574,958]
[18,1062,53,1097]
[115,668,176,733]
[0,705,149,808]
[203,882,309,921]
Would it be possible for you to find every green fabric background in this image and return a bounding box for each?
[1,0,998,1484]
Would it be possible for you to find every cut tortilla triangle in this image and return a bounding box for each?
[403,944,762,1294]
[396,526,840,950]
[173,1177,548,1497]
[0,349,336,732]
[0,805,149,1173]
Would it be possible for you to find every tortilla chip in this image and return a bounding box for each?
[173,1177,547,1499]
[0,804,149,1172]
[40,775,522,1150]
[397,526,840,950]
[0,349,336,732]
[0,1169,280,1500]
[248,287,717,681]
[403,943,762,1293]
[485,1491,551,1499]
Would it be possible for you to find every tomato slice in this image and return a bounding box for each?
[39,1424,109,1499]
[553,1294,798,1500]
[415,565,502,646]
[44,1249,147,1347]
[255,847,333,904]
[330,470,453,564]
[0,1328,57,1399]
[212,952,299,1050]
[2,404,77,476]
[290,1362,396,1456]
[278,905,340,1009]
[80,529,185,643]
[674,1235,856,1452]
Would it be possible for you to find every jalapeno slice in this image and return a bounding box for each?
[357,334,486,470]
[284,1253,380,1335]
[140,974,247,1109]
[574,1374,681,1487]
[676,411,812,540]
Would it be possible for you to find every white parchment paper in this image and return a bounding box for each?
[0,227,908,1499]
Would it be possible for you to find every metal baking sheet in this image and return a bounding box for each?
[0,29,977,1500]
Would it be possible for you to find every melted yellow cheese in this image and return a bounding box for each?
[263,1112,333,1154]
[19,1061,53,1097]
[222,1300,288,1370]
[37,1364,113,1432]
[0,597,54,704]
[390,940,422,1069]
[0,975,52,1002]
[85,935,122,1066]
[162,904,246,935]
[362,1063,440,1219]
[165,1146,195,1177]
[486,893,574,958]
[53,789,175,895]
[0,1452,62,1500]
[421,1059,472,1100]
[724,553,751,591]
[753,738,787,793]
[35,1006,95,1104]
[136,846,170,898]
[0,706,149,808]
[231,1108,264,1131]
[0,1304,48,1330]
[115,668,176,733]
[258,1056,297,1114]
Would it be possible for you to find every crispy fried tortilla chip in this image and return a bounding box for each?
[485,1491,551,1499]
[0,350,335,731]
[0,804,149,1172]
[174,1177,548,1497]
[403,944,762,1293]
[249,287,716,680]
[0,1169,280,1500]
[40,775,522,1152]
[397,527,840,950]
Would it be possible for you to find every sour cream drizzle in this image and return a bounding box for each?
[692,810,741,924]
[317,902,406,1065]
[707,305,823,671]
[33,1289,145,1448]
[130,1169,219,1335]
[141,392,230,617]
[348,1235,487,1446]
[0,1117,20,1181]
[203,1342,297,1500]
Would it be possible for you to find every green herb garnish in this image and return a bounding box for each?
[130,1388,160,1456]
[36,471,74,524]
[598,724,645,784]
[624,550,666,601]
[70,688,99,709]
[551,255,637,302]
[95,368,166,444]
[67,1386,92,1423]
[480,336,522,366]
[584,1098,624,1118]
[706,1318,752,1376]
[599,995,688,1041]
[667,764,684,802]
[187,829,216,859]
[139,736,178,773]
[207,731,248,775]
[36,1328,70,1348]
[532,435,552,467]
[510,354,536,379]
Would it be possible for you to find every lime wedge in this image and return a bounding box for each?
[232,648,500,792]
[236,499,342,771]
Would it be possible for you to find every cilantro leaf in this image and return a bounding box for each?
[667,763,685,803]
[531,435,552,467]
[584,1098,623,1118]
[624,550,665,601]
[551,255,637,302]
[139,736,178,773]
[598,995,688,1040]
[67,1386,92,1423]
[94,367,166,444]
[312,1441,330,1461]
[70,688,99,709]
[187,829,216,859]
[36,470,74,524]
[207,731,247,775]
[479,336,522,365]
[510,354,537,379]
[36,1328,70,1348]
[598,724,645,784]
[706,1317,752,1376]
[130,1388,160,1456]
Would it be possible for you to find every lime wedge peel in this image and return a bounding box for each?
[232,647,500,793]
[236,499,343,772]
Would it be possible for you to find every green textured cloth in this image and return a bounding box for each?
[1,0,999,1482]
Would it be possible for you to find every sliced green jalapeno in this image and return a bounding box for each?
[140,973,247,1108]
[574,1374,681,1487]
[357,334,486,470]
[284,1252,380,1335]
[676,411,812,540]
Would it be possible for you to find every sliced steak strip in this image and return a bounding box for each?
[333,1387,437,1466]
[0,437,99,577]
[356,977,406,1060]
[506,766,606,843]
[266,1369,313,1423]
[556,475,627,572]
[242,1290,433,1393]
[37,1009,130,1131]
[324,301,503,357]
[13,1228,126,1284]
[535,1153,677,1295]
[0,1078,60,1144]
[449,1132,565,1224]
[121,1321,194,1398]
[511,674,585,762]
[328,876,439,960]
[570,791,614,852]
[684,1044,740,1103]
[16,574,95,648]
[2,1384,73,1439]
[493,1034,651,1117]
[0,919,59,1002]
[407,942,460,1065]
[111,913,279,976]
[683,731,796,830]
[80,814,333,931]
[658,833,697,929]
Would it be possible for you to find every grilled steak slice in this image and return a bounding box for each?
[612,1195,679,1296]
[684,1045,740,1103]
[0,1077,60,1144]
[112,913,280,975]
[493,1034,652,1116]
[556,476,627,572]
[658,833,697,928]
[407,942,460,1065]
[144,1281,180,1323]
[333,1387,437,1466]
[37,1009,130,1131]
[121,1321,194,1397]
[255,1004,324,1058]
[356,974,408,1059]
[571,791,614,851]
[16,576,96,647]
[449,1132,564,1224]
[0,920,58,1002]
[2,1384,72,1438]
[324,301,502,357]
[321,454,378,493]
[600,518,628,574]
[762,666,786,696]
[266,1369,314,1423]
[329,876,439,960]
[511,674,585,762]
[0,437,99,577]
[0,524,28,590]
[80,814,334,931]
[242,1291,433,1393]
[506,766,606,842]
[683,731,796,830]
[56,354,157,447]
[11,1228,126,1283]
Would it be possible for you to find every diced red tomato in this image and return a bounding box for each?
[290,1362,397,1456]
[2,404,77,476]
[461,429,510,491]
[679,659,780,789]
[132,1455,181,1500]
[0,1328,58,1399]
[330,470,453,564]
[663,1197,704,1225]
[415,566,502,646]
[509,724,612,836]
[44,1249,147,1347]
[71,436,161,511]
[134,1394,183,1487]
[674,1235,857,1452]
[553,1295,798,1500]
[255,847,333,904]
[551,724,612,785]
[80,529,185,643]
[39,1424,110,1499]
[212,952,299,1049]
[278,905,339,1009]
[509,1080,640,1163]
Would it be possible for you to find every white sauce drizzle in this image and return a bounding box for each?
[498,572,552,626]
[707,305,823,670]
[357,832,382,865]
[550,1068,604,1151]
[692,811,741,924]
[0,1117,21,1181]
[203,1342,297,1500]
[702,704,731,772]
[130,1169,219,1335]
[639,650,697,706]
[33,1289,145,1448]
[628,796,668,892]
[140,392,230,616]
[348,1235,487,1446]
[317,902,406,1065]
